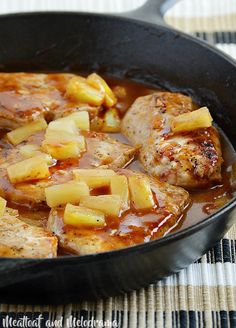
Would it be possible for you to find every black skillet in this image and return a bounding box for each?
[0,0,236,304]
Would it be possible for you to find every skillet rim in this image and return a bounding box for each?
[0,11,235,262]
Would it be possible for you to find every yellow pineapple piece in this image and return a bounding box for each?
[47,119,77,134]
[44,130,78,143]
[80,195,121,217]
[66,77,105,106]
[43,139,84,160]
[73,169,116,188]
[73,169,116,177]
[128,176,154,210]
[0,197,6,217]
[19,144,40,157]
[43,130,86,160]
[49,111,90,132]
[75,176,111,189]
[19,144,53,165]
[87,73,117,107]
[7,155,50,184]
[38,153,54,165]
[64,203,105,227]
[171,107,213,133]
[45,181,89,207]
[102,108,121,132]
[110,175,129,209]
[7,118,47,145]
[62,111,90,131]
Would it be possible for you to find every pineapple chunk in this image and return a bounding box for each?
[128,176,154,210]
[19,144,53,165]
[110,175,129,209]
[66,77,105,106]
[47,119,77,134]
[64,203,105,227]
[80,195,121,217]
[7,118,47,145]
[7,155,50,184]
[38,153,54,165]
[44,130,79,143]
[49,112,90,132]
[102,108,121,132]
[19,144,40,157]
[0,197,6,217]
[43,139,85,160]
[87,73,117,107]
[73,169,115,177]
[62,111,90,131]
[45,181,89,207]
[171,107,213,133]
[43,131,86,160]
[73,169,116,188]
[74,176,111,189]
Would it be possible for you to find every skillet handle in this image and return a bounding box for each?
[119,0,178,25]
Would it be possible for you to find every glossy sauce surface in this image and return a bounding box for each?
[1,75,235,254]
[108,77,236,232]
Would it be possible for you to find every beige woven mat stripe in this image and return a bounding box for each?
[1,282,236,326]
[165,13,236,33]
[165,0,236,32]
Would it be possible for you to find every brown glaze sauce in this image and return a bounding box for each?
[107,77,236,232]
[0,75,235,255]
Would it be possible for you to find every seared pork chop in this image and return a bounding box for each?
[0,208,57,258]
[0,73,98,129]
[47,169,190,255]
[121,92,223,189]
[0,132,137,204]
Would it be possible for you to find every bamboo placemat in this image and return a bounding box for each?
[0,1,236,327]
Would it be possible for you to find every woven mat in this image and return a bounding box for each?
[0,1,236,327]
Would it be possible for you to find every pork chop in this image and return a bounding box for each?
[0,132,137,205]
[0,207,57,258]
[0,73,98,129]
[47,169,190,255]
[121,92,223,189]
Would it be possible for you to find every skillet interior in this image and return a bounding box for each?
[0,12,235,303]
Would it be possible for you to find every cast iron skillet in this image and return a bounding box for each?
[0,0,236,304]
